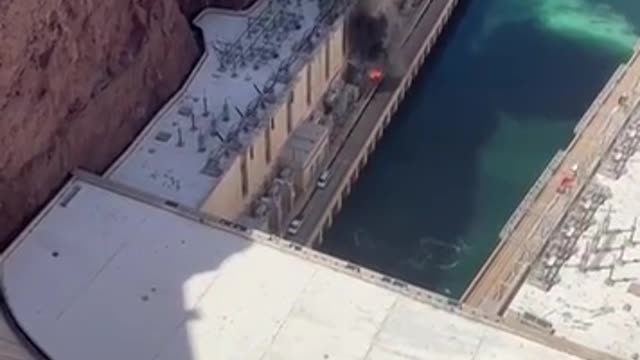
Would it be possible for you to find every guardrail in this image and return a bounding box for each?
[499,150,566,240]
[574,65,625,135]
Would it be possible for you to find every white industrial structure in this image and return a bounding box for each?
[106,0,349,225]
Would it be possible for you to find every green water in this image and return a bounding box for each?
[319,0,640,298]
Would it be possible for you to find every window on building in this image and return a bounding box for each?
[240,155,249,198]
[270,117,275,130]
[249,145,254,160]
[265,127,272,164]
[306,64,312,106]
[325,43,331,80]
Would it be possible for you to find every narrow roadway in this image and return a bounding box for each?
[290,0,454,245]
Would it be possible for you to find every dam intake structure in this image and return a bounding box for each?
[285,0,460,246]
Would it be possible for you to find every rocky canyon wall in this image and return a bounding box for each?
[0,0,201,246]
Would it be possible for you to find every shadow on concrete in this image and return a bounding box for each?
[0,178,254,360]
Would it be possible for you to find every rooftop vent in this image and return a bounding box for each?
[176,128,184,147]
[201,155,223,177]
[189,112,198,132]
[178,105,193,118]
[197,131,206,153]
[221,100,230,122]
[154,131,172,143]
[202,92,210,117]
[209,115,219,136]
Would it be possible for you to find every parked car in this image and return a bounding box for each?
[317,170,330,189]
[287,215,304,236]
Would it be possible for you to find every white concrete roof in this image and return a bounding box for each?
[511,150,640,359]
[0,176,582,360]
[106,0,344,208]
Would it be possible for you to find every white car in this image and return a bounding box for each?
[287,216,304,236]
[317,170,330,189]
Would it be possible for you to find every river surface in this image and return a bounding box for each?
[319,0,640,298]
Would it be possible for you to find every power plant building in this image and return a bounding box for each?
[106,0,348,225]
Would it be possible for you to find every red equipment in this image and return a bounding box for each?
[368,67,383,82]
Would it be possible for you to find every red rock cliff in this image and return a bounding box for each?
[0,0,200,246]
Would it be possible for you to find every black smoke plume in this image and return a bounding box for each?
[347,3,389,61]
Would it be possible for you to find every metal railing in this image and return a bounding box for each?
[499,150,566,240]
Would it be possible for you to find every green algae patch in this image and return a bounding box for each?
[478,0,637,55]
